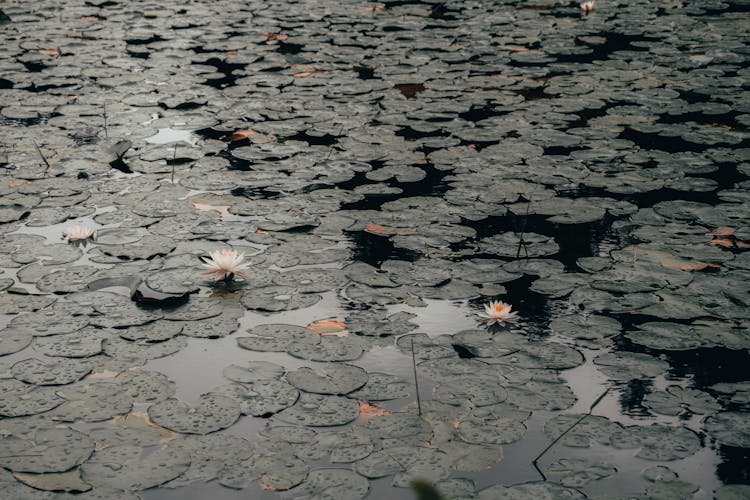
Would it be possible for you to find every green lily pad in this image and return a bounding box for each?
[347,372,411,401]
[277,393,359,427]
[285,468,369,500]
[115,370,176,403]
[237,324,309,352]
[82,445,190,491]
[549,314,621,348]
[0,379,64,417]
[33,328,104,358]
[643,385,721,416]
[210,380,299,417]
[120,320,183,342]
[355,446,452,487]
[148,394,241,434]
[240,286,322,311]
[0,327,33,355]
[544,414,623,448]
[287,336,365,362]
[52,382,133,422]
[545,458,617,488]
[11,358,92,385]
[218,452,308,491]
[222,360,285,383]
[610,424,701,461]
[478,481,585,499]
[0,427,93,473]
[286,364,368,395]
[704,412,750,448]
[593,351,670,380]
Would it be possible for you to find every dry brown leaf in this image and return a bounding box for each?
[710,237,750,249]
[109,412,179,444]
[188,199,230,217]
[364,223,415,236]
[357,400,391,421]
[264,33,288,42]
[38,48,60,56]
[226,50,238,57]
[228,129,256,141]
[394,83,426,99]
[706,226,735,236]
[307,319,348,336]
[293,69,325,78]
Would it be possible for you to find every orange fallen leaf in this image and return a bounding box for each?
[38,48,60,56]
[293,69,325,78]
[188,199,230,217]
[710,237,750,250]
[706,226,735,237]
[8,179,27,188]
[228,129,256,141]
[364,223,415,236]
[307,318,347,336]
[499,45,532,52]
[226,50,238,57]
[264,33,288,42]
[357,400,391,421]
[677,261,721,272]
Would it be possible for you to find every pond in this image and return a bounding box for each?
[0,0,749,499]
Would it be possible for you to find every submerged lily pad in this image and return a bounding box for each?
[704,412,750,448]
[222,360,285,383]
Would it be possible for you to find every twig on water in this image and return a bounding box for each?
[324,125,344,161]
[531,387,610,480]
[516,198,531,259]
[103,100,108,139]
[33,140,50,171]
[171,144,177,184]
[410,336,422,416]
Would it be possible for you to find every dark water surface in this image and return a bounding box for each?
[0,0,749,499]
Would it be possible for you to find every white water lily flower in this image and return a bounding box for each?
[201,249,251,281]
[478,300,519,327]
[62,225,95,241]
[580,1,596,14]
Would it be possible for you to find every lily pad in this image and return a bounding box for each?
[222,360,285,383]
[115,370,176,403]
[237,324,309,352]
[277,393,360,427]
[287,336,365,362]
[285,468,369,500]
[0,379,64,417]
[148,394,241,435]
[81,444,189,491]
[11,358,91,385]
[210,380,299,417]
[704,412,750,448]
[52,382,133,422]
[286,364,368,395]
[0,427,93,473]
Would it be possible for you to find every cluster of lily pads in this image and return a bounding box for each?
[1,0,749,499]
